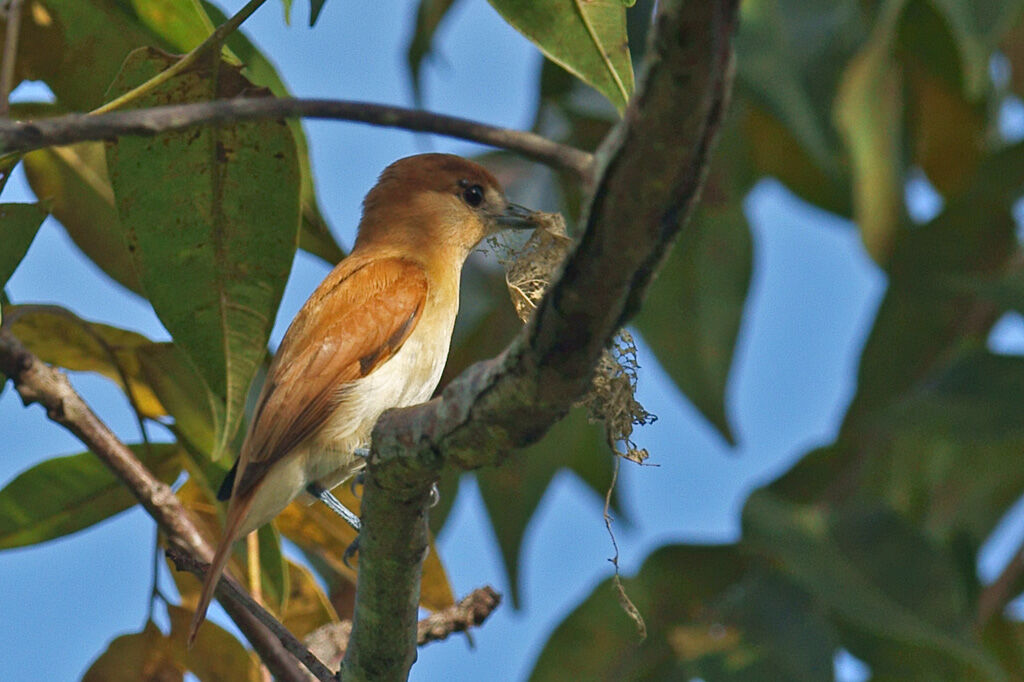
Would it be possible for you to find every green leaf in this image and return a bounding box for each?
[635,202,751,444]
[743,492,1005,680]
[477,408,616,607]
[256,522,289,616]
[855,351,1024,543]
[406,0,461,105]
[0,203,46,290]
[129,0,215,53]
[488,0,634,113]
[13,0,169,111]
[3,305,165,418]
[532,544,838,681]
[203,0,344,265]
[736,0,844,179]
[833,0,906,264]
[22,143,143,294]
[106,47,301,459]
[136,342,221,455]
[0,444,182,550]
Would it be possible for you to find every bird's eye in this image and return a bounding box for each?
[462,184,484,208]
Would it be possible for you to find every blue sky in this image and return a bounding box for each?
[6,1,1019,680]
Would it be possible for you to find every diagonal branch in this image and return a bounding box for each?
[341,1,740,681]
[0,98,594,181]
[0,329,327,682]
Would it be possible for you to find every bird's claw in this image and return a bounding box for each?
[342,535,360,569]
[428,482,440,508]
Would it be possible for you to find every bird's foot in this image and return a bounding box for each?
[428,481,440,508]
[306,483,360,532]
[353,446,370,459]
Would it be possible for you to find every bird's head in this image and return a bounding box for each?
[355,153,537,260]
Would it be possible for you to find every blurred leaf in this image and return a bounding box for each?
[532,543,839,681]
[834,0,906,264]
[0,444,181,550]
[736,0,841,176]
[741,104,850,216]
[165,604,261,682]
[281,560,337,639]
[10,0,167,111]
[275,485,455,611]
[855,351,1024,543]
[204,1,344,265]
[137,342,220,456]
[743,492,1004,680]
[478,408,616,607]
[406,0,461,105]
[106,48,300,459]
[3,305,165,417]
[635,202,751,444]
[130,0,215,53]
[82,621,183,682]
[488,0,634,112]
[898,1,985,197]
[22,143,143,294]
[845,142,1024,427]
[928,0,1024,98]
[0,203,46,290]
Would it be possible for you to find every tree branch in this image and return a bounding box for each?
[0,329,324,682]
[341,1,740,680]
[0,98,594,181]
[302,587,502,670]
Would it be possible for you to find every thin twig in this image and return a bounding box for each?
[166,545,335,682]
[0,329,317,682]
[91,0,267,115]
[603,457,645,639]
[0,0,25,117]
[301,587,502,670]
[0,98,595,180]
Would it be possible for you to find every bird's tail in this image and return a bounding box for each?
[187,491,255,647]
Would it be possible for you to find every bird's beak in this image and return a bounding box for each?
[493,202,537,230]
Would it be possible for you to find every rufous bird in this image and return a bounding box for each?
[188,153,536,643]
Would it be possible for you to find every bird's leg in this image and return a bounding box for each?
[306,482,361,532]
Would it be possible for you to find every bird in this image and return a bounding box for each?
[188,153,537,643]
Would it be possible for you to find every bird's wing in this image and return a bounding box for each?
[231,257,429,498]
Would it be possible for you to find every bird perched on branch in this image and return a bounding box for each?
[189,153,537,643]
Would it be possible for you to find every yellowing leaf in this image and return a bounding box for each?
[82,622,182,682]
[3,305,165,417]
[488,0,634,112]
[834,4,905,264]
[282,560,338,638]
[167,605,262,682]
[276,485,455,612]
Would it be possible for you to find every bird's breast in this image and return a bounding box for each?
[303,290,458,485]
